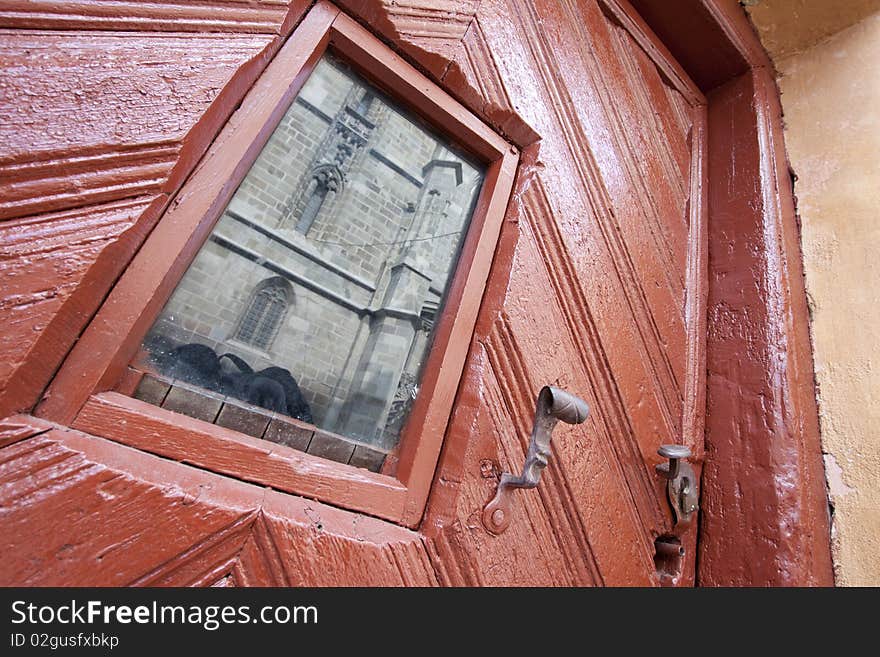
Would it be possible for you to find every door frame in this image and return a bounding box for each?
[622,0,834,586]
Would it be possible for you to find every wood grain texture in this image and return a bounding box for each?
[72,392,408,522]
[338,0,539,147]
[0,197,160,418]
[699,69,833,586]
[233,500,437,586]
[0,32,274,168]
[0,430,256,586]
[0,2,310,420]
[0,426,430,586]
[0,141,179,221]
[0,1,297,33]
[517,179,665,540]
[0,414,54,448]
[339,0,479,79]
[416,0,709,586]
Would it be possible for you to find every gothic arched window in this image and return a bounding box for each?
[295,164,343,234]
[234,277,292,350]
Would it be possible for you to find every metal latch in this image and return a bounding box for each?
[656,444,698,529]
[482,386,589,535]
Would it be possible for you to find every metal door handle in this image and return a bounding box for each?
[482,386,589,535]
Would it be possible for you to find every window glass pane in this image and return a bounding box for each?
[133,53,485,472]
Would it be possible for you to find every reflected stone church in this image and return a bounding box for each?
[142,54,484,454]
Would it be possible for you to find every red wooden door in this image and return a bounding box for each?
[0,0,706,586]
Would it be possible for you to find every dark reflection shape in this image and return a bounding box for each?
[151,341,313,423]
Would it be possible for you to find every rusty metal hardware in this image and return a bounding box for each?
[654,536,686,587]
[656,444,698,529]
[482,386,589,535]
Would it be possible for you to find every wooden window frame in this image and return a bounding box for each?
[35,1,518,529]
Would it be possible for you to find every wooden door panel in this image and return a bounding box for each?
[0,425,256,587]
[0,422,435,587]
[499,0,699,457]
[418,0,706,585]
[540,0,700,441]
[0,1,297,32]
[604,10,696,358]
[0,7,309,419]
[453,234,657,584]
[0,0,707,586]
[479,308,656,585]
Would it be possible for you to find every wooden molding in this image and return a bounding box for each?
[0,0,306,34]
[73,393,408,522]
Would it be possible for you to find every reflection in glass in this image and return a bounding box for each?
[136,54,484,467]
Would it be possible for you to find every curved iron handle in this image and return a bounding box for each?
[482,386,589,535]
